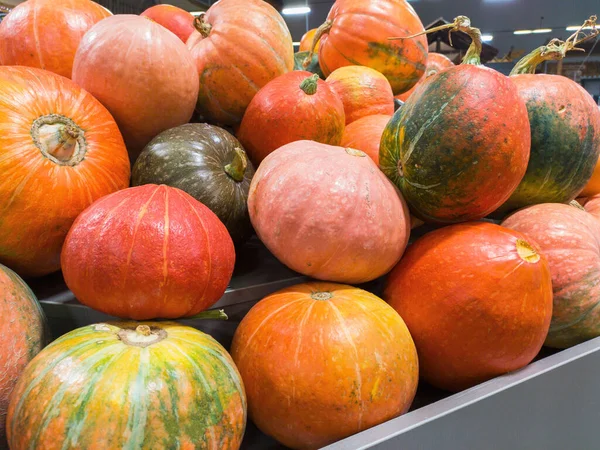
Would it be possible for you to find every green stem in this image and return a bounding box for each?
[459,23,483,65]
[510,43,565,75]
[224,147,248,182]
[300,74,319,94]
[193,13,212,38]
[186,309,228,321]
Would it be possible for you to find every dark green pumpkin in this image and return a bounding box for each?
[132,123,255,243]
[294,51,325,80]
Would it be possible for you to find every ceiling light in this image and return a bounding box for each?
[532,28,552,34]
[481,34,494,42]
[292,42,301,46]
[282,6,311,15]
[514,30,533,35]
[190,11,204,16]
[566,25,595,31]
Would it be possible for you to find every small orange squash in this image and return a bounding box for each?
[299,28,319,52]
[340,114,391,165]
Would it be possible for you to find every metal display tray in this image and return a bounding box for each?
[28,236,600,450]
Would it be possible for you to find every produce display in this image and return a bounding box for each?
[395,52,455,102]
[340,114,392,164]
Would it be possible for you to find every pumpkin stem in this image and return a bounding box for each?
[186,309,229,321]
[117,325,168,347]
[224,148,248,182]
[311,291,333,301]
[300,74,319,95]
[303,20,332,69]
[516,239,540,264]
[193,13,212,38]
[31,114,86,166]
[569,200,586,211]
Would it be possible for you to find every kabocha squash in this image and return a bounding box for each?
[326,66,395,124]
[0,264,48,448]
[396,53,454,102]
[231,282,418,449]
[187,0,294,126]
[72,15,199,161]
[384,222,553,392]
[294,51,325,79]
[132,124,255,244]
[248,141,410,283]
[0,0,110,79]
[61,185,235,320]
[141,4,195,43]
[340,114,392,165]
[299,28,319,52]
[0,66,130,277]
[502,203,600,349]
[7,322,246,450]
[380,17,530,223]
[238,72,345,165]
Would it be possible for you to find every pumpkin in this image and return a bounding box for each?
[581,161,600,197]
[237,72,345,165]
[326,66,395,124]
[380,18,531,223]
[61,185,235,320]
[293,51,325,79]
[299,28,319,52]
[0,0,110,79]
[502,203,600,348]
[187,0,294,126]
[132,124,255,244]
[7,321,246,449]
[140,4,195,43]
[579,194,600,220]
[248,141,410,283]
[340,114,391,165]
[231,282,418,449]
[0,264,48,447]
[395,53,454,102]
[308,0,427,94]
[0,66,130,277]
[72,15,199,161]
[385,222,553,392]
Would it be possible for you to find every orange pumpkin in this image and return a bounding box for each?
[326,66,395,124]
[580,160,600,197]
[396,53,455,102]
[299,28,319,52]
[187,0,294,126]
[0,66,130,277]
[0,0,110,79]
[340,114,391,164]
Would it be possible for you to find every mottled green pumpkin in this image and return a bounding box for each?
[294,51,325,79]
[132,123,255,243]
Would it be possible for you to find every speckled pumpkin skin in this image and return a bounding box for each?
[380,65,531,223]
[395,53,454,102]
[340,114,391,165]
[7,322,246,450]
[231,282,418,449]
[0,264,48,448]
[385,222,553,392]
[503,203,600,348]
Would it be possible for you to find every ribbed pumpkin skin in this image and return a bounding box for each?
[501,75,600,211]
[380,65,531,223]
[340,114,391,165]
[72,15,199,161]
[248,141,410,283]
[502,203,600,349]
[0,66,130,277]
[385,222,553,392]
[299,28,319,52]
[318,0,427,95]
[231,282,418,449]
[237,71,345,165]
[132,124,255,244]
[61,185,235,320]
[0,0,110,79]
[326,66,394,124]
[187,0,294,126]
[0,264,48,448]
[395,53,454,102]
[141,5,195,43]
[7,322,246,450]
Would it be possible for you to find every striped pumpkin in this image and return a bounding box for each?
[7,322,246,449]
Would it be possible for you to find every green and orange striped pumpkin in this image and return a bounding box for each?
[7,321,246,449]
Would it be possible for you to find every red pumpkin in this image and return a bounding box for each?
[299,28,319,53]
[0,0,110,79]
[326,66,395,124]
[231,282,418,449]
[502,203,600,348]
[237,71,345,165]
[0,66,130,277]
[396,53,454,102]
[0,264,48,447]
[61,185,235,320]
[72,15,199,161]
[385,222,553,392]
[248,141,410,284]
[340,114,391,165]
[140,4,195,43]
[187,0,294,126]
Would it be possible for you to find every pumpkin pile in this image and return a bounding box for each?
[0,0,600,447]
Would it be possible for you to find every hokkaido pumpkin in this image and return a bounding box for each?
[187,0,294,126]
[7,321,246,449]
[380,17,530,223]
[61,185,235,320]
[308,0,427,94]
[299,28,319,52]
[385,222,553,392]
[0,66,130,277]
[72,15,199,161]
[396,53,454,102]
[502,203,600,348]
[141,4,195,43]
[248,141,410,283]
[0,264,48,448]
[340,114,392,165]
[0,0,110,79]
[326,66,395,124]
[237,72,345,165]
[231,282,418,449]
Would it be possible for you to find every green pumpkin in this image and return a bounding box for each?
[294,51,325,79]
[132,124,255,244]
